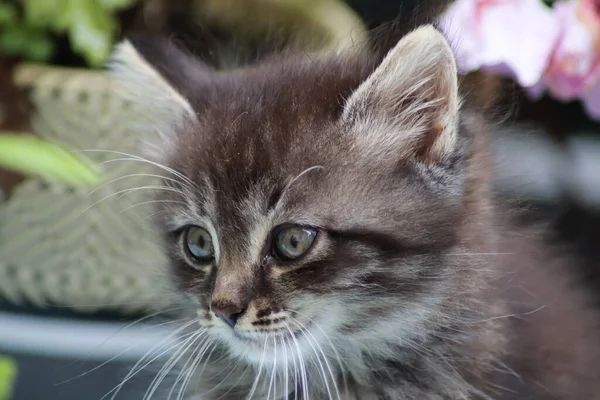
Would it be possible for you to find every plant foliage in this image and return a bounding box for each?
[0,134,101,186]
[0,0,138,66]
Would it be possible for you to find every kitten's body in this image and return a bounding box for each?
[111,25,600,400]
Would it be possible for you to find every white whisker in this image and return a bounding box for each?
[288,319,337,400]
[86,173,188,198]
[246,337,268,400]
[281,334,290,400]
[284,323,309,400]
[205,353,247,399]
[79,185,185,216]
[105,319,200,400]
[78,149,199,191]
[292,317,340,400]
[278,165,324,208]
[144,330,207,400]
[287,309,348,394]
[56,310,187,386]
[119,199,187,213]
[266,335,277,400]
[168,333,209,400]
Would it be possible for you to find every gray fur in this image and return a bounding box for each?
[110,25,600,400]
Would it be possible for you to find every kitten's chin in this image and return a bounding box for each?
[209,323,327,368]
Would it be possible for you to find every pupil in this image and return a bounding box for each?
[197,235,205,248]
[290,235,299,249]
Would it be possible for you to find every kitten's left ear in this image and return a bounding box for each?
[341,25,459,163]
[109,36,212,156]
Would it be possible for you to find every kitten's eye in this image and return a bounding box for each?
[274,226,318,261]
[184,226,214,262]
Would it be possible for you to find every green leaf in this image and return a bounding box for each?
[24,33,55,62]
[0,355,17,400]
[0,134,102,186]
[0,27,29,55]
[68,0,116,66]
[21,0,70,31]
[0,3,17,26]
[0,26,54,62]
[99,0,138,11]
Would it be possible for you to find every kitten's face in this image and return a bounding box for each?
[112,26,468,367]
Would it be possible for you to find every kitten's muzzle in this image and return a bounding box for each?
[211,302,246,328]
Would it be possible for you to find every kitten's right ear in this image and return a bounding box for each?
[341,25,459,164]
[109,36,212,156]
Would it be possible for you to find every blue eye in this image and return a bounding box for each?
[184,226,214,261]
[274,226,318,260]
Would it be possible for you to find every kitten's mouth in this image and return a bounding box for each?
[221,321,321,367]
[230,323,310,344]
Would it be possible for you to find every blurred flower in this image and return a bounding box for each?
[576,0,600,52]
[538,0,600,118]
[440,0,600,120]
[439,0,560,87]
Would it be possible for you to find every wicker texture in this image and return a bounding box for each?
[0,64,172,314]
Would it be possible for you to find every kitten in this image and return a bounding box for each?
[110,25,600,399]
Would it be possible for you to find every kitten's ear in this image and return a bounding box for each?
[341,25,459,163]
[109,36,212,157]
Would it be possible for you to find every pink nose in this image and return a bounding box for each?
[211,303,245,328]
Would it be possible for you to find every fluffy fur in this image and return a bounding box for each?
[110,25,600,400]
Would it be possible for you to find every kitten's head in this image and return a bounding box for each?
[111,26,484,368]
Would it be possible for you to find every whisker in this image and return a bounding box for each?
[143,208,174,221]
[290,317,339,399]
[266,335,277,400]
[178,336,224,400]
[288,318,337,400]
[119,199,187,213]
[80,181,187,216]
[175,343,207,400]
[283,323,309,400]
[281,334,290,400]
[246,337,268,400]
[115,185,187,199]
[86,173,186,198]
[288,333,299,400]
[104,319,200,400]
[204,352,247,399]
[446,252,512,256]
[78,149,199,191]
[278,166,324,209]
[193,340,220,382]
[167,333,209,400]
[56,309,187,385]
[98,158,196,195]
[37,299,177,309]
[219,366,251,400]
[286,309,348,394]
[105,333,192,400]
[144,330,208,400]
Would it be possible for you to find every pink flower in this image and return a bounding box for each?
[440,0,600,120]
[439,0,560,87]
[539,0,600,118]
[576,0,600,52]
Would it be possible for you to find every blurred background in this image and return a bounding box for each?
[0,0,599,399]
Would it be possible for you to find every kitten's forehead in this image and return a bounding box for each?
[169,56,373,205]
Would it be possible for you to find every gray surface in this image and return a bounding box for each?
[0,311,181,400]
[7,350,153,400]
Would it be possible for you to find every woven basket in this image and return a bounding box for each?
[0,64,173,315]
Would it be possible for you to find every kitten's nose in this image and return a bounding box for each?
[211,303,245,328]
